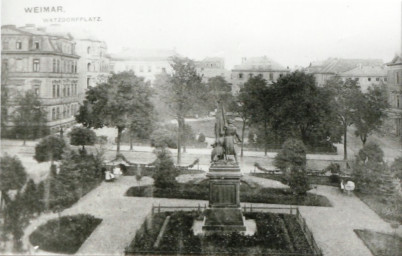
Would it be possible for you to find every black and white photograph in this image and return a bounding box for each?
[0,0,401,255]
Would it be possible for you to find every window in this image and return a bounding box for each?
[62,85,66,97]
[33,59,40,72]
[279,74,283,78]
[52,59,56,72]
[384,77,387,82]
[87,78,90,87]
[376,77,380,81]
[396,72,400,84]
[53,84,57,98]
[87,47,91,54]
[368,77,371,81]
[248,73,253,78]
[57,84,60,97]
[56,107,60,120]
[52,108,56,120]
[67,84,70,96]
[74,62,77,73]
[239,73,243,79]
[269,73,274,81]
[87,63,92,72]
[16,41,22,49]
[2,41,9,50]
[148,66,152,72]
[33,85,40,96]
[397,96,400,108]
[57,60,60,73]
[34,41,40,49]
[64,61,67,73]
[71,62,74,73]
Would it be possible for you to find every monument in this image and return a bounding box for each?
[202,100,246,233]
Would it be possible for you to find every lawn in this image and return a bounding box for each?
[126,211,315,255]
[251,173,343,187]
[354,192,402,224]
[29,214,102,254]
[354,229,402,256]
[125,182,332,207]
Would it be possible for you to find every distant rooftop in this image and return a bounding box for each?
[110,48,178,61]
[340,65,386,77]
[307,58,384,74]
[232,56,288,71]
[387,55,402,66]
[2,24,74,40]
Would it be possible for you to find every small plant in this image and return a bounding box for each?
[198,133,206,143]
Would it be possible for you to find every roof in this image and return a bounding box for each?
[110,48,178,61]
[232,56,288,71]
[339,65,387,77]
[306,58,384,74]
[387,55,402,66]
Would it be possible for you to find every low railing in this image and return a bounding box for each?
[150,204,323,256]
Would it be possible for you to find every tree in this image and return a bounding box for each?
[270,72,340,148]
[353,85,389,145]
[324,77,363,160]
[76,71,155,154]
[0,155,27,208]
[69,126,96,151]
[150,126,178,149]
[34,135,66,210]
[157,57,205,164]
[12,90,48,145]
[205,76,234,115]
[391,156,402,180]
[3,194,28,252]
[22,179,41,217]
[274,139,307,172]
[152,148,178,189]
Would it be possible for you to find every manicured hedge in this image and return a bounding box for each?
[126,183,332,207]
[126,211,314,255]
[29,214,102,254]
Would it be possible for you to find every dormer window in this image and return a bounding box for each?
[34,41,40,50]
[16,41,22,50]
[239,73,243,79]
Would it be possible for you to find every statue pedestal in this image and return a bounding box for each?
[202,163,246,233]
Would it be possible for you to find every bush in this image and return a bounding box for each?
[325,163,340,174]
[29,214,101,254]
[329,174,341,184]
[150,127,177,149]
[274,139,307,172]
[198,133,206,142]
[288,168,310,195]
[152,148,178,189]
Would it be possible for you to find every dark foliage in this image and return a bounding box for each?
[152,148,179,189]
[29,214,101,254]
[68,127,96,150]
[34,135,66,163]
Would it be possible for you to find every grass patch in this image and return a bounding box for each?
[126,211,315,255]
[251,173,345,187]
[354,229,402,256]
[354,192,402,224]
[29,214,102,254]
[125,183,331,207]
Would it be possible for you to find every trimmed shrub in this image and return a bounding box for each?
[29,214,101,254]
[197,133,206,143]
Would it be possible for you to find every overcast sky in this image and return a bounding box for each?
[2,0,401,69]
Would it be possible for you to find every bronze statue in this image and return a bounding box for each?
[211,101,241,164]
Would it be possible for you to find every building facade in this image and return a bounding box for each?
[1,24,81,134]
[305,58,384,87]
[339,65,387,92]
[110,48,177,84]
[195,57,230,83]
[386,56,402,136]
[75,38,110,96]
[230,56,290,93]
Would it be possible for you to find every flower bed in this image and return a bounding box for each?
[126,211,315,255]
[126,183,332,207]
[29,214,102,254]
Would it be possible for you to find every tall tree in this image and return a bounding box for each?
[206,76,234,114]
[353,85,389,145]
[68,126,97,151]
[0,155,27,208]
[230,95,250,157]
[12,90,48,145]
[76,71,155,154]
[158,57,204,164]
[34,135,66,210]
[324,77,363,160]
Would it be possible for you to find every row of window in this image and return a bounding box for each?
[2,40,40,50]
[237,72,283,80]
[125,65,167,73]
[345,77,387,82]
[51,104,78,121]
[53,59,78,73]
[52,83,78,98]
[87,62,109,72]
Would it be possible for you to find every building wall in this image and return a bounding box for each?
[111,59,172,84]
[1,25,81,134]
[386,64,402,136]
[75,39,110,97]
[230,70,289,92]
[340,75,387,92]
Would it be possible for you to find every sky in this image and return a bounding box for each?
[1,0,401,69]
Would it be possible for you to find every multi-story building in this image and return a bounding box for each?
[305,58,384,87]
[339,65,387,92]
[75,37,111,95]
[195,57,230,83]
[1,24,80,134]
[386,55,402,136]
[110,48,177,84]
[230,56,290,93]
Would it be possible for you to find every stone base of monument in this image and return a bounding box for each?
[200,162,248,235]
